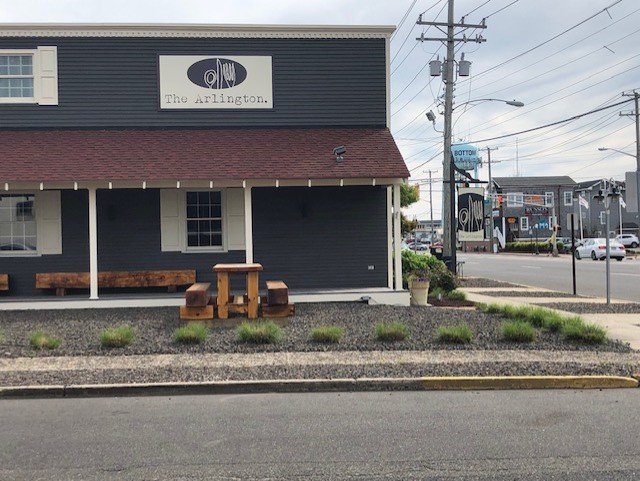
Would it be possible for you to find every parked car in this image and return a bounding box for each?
[615,234,639,249]
[574,238,625,261]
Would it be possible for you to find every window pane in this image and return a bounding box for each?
[211,220,222,232]
[211,234,222,246]
[186,205,198,218]
[198,205,210,218]
[187,234,199,247]
[211,205,222,217]
[199,233,211,246]
[198,220,211,233]
[198,191,210,204]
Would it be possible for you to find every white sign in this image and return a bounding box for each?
[159,56,273,109]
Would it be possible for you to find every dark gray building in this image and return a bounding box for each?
[0,23,409,304]
[575,179,639,237]
[492,176,577,242]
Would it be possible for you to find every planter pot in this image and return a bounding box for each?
[409,279,430,306]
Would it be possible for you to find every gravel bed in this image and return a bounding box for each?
[538,303,640,314]
[478,291,582,298]
[0,302,631,359]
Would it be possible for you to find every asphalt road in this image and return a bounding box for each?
[459,252,640,301]
[1,390,639,480]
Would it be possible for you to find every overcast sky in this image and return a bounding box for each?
[2,0,639,220]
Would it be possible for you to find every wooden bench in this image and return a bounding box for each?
[262,280,294,318]
[0,274,8,291]
[180,282,215,320]
[36,270,196,296]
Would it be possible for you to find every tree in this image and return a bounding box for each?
[400,184,419,237]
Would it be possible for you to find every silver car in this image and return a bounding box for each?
[574,238,625,261]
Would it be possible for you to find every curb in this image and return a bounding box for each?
[0,375,637,399]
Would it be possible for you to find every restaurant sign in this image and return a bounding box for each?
[159,55,273,109]
[525,207,549,215]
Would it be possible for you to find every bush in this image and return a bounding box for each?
[237,321,283,344]
[501,321,537,343]
[562,319,607,344]
[309,326,344,343]
[100,325,135,348]
[401,250,458,292]
[29,331,61,350]
[436,325,473,344]
[174,324,209,345]
[375,322,409,342]
[504,241,550,253]
[446,289,467,301]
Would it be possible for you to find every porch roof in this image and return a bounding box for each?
[1,127,409,183]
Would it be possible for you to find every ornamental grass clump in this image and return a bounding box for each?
[501,321,537,343]
[100,325,135,348]
[29,331,61,350]
[375,322,409,342]
[445,289,467,301]
[309,326,344,344]
[436,324,473,344]
[174,324,209,345]
[562,318,607,344]
[236,321,282,344]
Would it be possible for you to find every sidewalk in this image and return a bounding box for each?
[1,283,639,397]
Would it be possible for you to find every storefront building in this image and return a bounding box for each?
[0,24,409,306]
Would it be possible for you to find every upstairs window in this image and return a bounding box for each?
[507,193,523,207]
[0,47,58,105]
[0,55,34,99]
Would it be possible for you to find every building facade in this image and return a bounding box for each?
[0,24,409,304]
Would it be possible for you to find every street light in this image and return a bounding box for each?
[440,98,524,273]
[598,147,635,158]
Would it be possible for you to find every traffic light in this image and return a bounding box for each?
[496,195,503,208]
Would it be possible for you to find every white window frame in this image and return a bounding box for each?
[520,216,529,231]
[0,190,62,257]
[0,193,37,255]
[599,211,606,225]
[549,216,557,230]
[563,191,573,206]
[545,192,554,207]
[0,54,34,101]
[0,47,58,105]
[185,190,225,252]
[507,192,523,207]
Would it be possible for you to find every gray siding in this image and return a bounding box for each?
[252,186,388,289]
[0,37,386,128]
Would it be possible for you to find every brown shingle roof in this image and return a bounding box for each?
[1,128,408,182]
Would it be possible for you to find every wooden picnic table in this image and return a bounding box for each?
[212,263,263,319]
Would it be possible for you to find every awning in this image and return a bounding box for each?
[2,127,408,183]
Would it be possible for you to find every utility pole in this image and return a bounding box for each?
[484,147,497,253]
[417,0,486,273]
[621,90,640,216]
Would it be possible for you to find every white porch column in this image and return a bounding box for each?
[88,187,99,299]
[387,186,393,288]
[393,184,402,290]
[244,185,253,263]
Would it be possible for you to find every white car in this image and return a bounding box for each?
[615,234,639,249]
[574,238,625,261]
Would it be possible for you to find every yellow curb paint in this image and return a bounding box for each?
[421,376,639,390]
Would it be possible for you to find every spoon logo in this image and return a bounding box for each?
[187,58,248,89]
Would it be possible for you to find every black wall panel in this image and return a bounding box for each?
[252,186,388,289]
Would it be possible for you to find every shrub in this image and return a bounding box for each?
[0,331,4,344]
[375,322,409,342]
[446,289,467,301]
[401,250,458,292]
[310,326,344,344]
[174,324,209,345]
[236,321,283,344]
[501,321,537,343]
[436,325,473,344]
[100,325,135,348]
[29,331,61,350]
[477,302,503,314]
[562,318,607,344]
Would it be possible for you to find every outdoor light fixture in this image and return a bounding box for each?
[333,146,346,162]
[426,110,436,122]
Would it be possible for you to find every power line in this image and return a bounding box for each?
[483,0,519,19]
[391,0,418,41]
[462,0,494,18]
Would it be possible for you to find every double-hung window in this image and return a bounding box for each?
[0,47,58,105]
[563,191,573,206]
[186,191,223,249]
[0,194,37,252]
[507,193,523,207]
[545,192,554,207]
[0,55,34,99]
[520,217,529,231]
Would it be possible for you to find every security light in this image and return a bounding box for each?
[333,146,346,161]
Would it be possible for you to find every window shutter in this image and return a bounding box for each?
[37,190,62,255]
[226,188,246,250]
[160,189,183,252]
[37,46,58,105]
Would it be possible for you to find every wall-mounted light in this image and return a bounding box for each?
[333,146,346,162]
